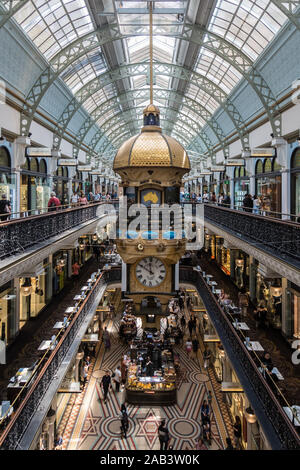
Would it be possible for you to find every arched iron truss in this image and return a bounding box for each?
[53,62,250,157]
[18,23,283,151]
[69,91,229,162]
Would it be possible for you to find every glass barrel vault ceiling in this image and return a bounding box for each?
[10,0,294,160]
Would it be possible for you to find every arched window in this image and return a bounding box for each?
[264,158,272,173]
[30,158,39,173]
[240,167,246,177]
[291,148,300,169]
[234,167,239,178]
[63,167,68,178]
[256,160,263,174]
[39,159,47,174]
[56,166,63,177]
[0,147,11,167]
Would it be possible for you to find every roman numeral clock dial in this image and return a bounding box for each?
[135,257,166,288]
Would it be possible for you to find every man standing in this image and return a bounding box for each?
[48,192,61,211]
[101,370,112,404]
[113,366,122,392]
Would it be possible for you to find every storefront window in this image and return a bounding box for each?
[54,166,69,206]
[20,157,50,214]
[0,145,16,215]
[53,251,68,294]
[234,166,249,208]
[291,148,300,218]
[255,158,281,217]
[0,281,17,345]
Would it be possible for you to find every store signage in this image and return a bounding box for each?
[27,147,52,157]
[58,159,77,166]
[225,159,244,166]
[251,148,275,157]
[211,165,225,172]
[90,170,104,175]
[78,165,92,171]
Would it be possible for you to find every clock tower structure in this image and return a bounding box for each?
[113,105,191,314]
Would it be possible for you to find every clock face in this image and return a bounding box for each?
[136,257,166,288]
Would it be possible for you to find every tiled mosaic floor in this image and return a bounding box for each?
[57,314,234,450]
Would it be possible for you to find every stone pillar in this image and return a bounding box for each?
[249,256,257,303]
[281,278,292,338]
[12,136,31,216]
[175,262,179,291]
[13,277,21,342]
[45,408,56,450]
[75,351,84,383]
[245,157,256,198]
[121,261,127,292]
[272,137,289,219]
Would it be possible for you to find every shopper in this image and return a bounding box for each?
[180,314,186,331]
[223,193,231,207]
[101,370,112,404]
[225,437,234,450]
[185,338,192,357]
[0,193,11,221]
[200,400,210,425]
[203,346,211,369]
[54,434,63,450]
[48,192,61,211]
[70,192,79,206]
[79,192,88,205]
[238,289,249,318]
[158,419,169,451]
[192,336,199,361]
[81,361,89,389]
[253,195,261,214]
[103,326,111,350]
[120,403,129,438]
[207,390,213,408]
[121,356,128,389]
[242,193,253,213]
[188,317,194,337]
[72,261,80,280]
[113,365,122,392]
[233,416,242,449]
[195,437,207,450]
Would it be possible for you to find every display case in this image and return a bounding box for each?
[126,364,177,405]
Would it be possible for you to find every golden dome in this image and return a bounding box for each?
[113,115,190,171]
[143,103,160,116]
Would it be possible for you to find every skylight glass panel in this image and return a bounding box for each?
[208,0,288,61]
[14,0,94,60]
[195,48,242,94]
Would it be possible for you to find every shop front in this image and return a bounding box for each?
[255,157,281,217]
[287,283,300,340]
[233,166,249,208]
[72,170,83,195]
[0,143,16,215]
[20,157,50,215]
[53,166,69,205]
[19,258,52,329]
[219,171,230,196]
[291,147,300,219]
[0,280,17,347]
[53,251,68,295]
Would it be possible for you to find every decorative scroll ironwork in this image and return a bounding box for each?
[179,266,300,450]
[0,267,121,450]
[204,204,300,269]
[0,203,105,260]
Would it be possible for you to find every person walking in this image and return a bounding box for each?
[101,370,112,404]
[81,361,89,389]
[180,314,186,332]
[113,366,122,392]
[72,261,80,280]
[185,338,193,357]
[207,390,213,408]
[242,194,253,213]
[121,356,128,389]
[188,317,194,338]
[203,346,211,369]
[158,419,170,451]
[225,437,234,450]
[0,193,11,221]
[120,404,129,438]
[103,326,111,350]
[48,192,61,211]
[200,400,210,425]
[195,437,207,450]
[192,336,199,362]
[253,195,260,214]
[233,415,242,449]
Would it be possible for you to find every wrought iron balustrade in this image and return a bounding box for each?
[0,267,120,450]
[179,266,300,450]
[203,204,300,269]
[0,201,119,261]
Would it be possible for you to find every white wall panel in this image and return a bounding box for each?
[0,103,20,134]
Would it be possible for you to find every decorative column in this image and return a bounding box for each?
[281,278,292,338]
[175,262,179,291]
[271,137,290,219]
[121,261,127,292]
[12,136,31,216]
[244,155,255,198]
[75,351,84,383]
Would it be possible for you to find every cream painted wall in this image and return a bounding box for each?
[0,103,20,135]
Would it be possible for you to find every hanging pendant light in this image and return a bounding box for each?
[245,406,257,424]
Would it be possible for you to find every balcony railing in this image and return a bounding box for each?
[203,204,300,269]
[0,267,121,450]
[0,201,119,261]
[179,266,300,450]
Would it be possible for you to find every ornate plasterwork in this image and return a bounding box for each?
[205,221,300,285]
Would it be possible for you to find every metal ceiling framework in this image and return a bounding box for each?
[0,1,298,166]
[15,24,283,156]
[53,62,250,157]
